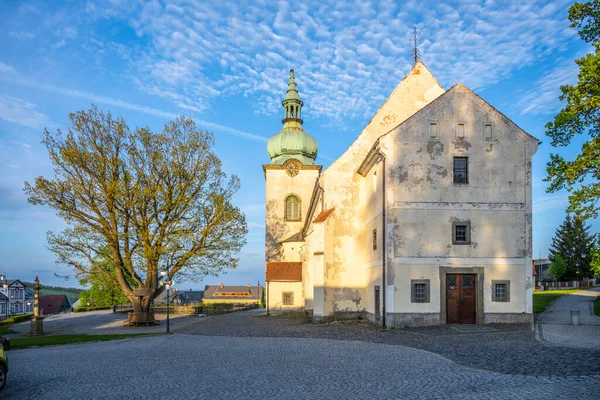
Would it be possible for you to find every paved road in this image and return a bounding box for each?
[538,287,600,350]
[2,334,597,400]
[9,310,200,336]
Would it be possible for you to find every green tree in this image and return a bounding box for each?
[591,246,600,276]
[78,250,131,308]
[25,106,247,316]
[548,215,597,279]
[545,0,600,219]
[549,254,567,281]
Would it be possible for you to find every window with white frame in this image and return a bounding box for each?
[285,195,301,221]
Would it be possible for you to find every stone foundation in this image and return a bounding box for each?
[484,313,533,324]
[386,313,441,328]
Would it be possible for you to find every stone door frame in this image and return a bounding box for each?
[439,266,485,325]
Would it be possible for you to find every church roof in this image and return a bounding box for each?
[266,262,302,282]
[267,69,318,166]
[313,208,334,223]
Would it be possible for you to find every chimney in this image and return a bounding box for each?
[219,282,223,288]
[247,283,251,287]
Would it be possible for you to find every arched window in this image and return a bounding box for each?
[285,195,301,221]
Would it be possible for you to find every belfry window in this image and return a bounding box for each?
[285,195,301,221]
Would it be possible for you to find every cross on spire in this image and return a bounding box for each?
[411,26,421,65]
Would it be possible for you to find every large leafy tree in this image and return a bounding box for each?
[545,0,600,219]
[77,249,131,308]
[25,106,247,315]
[548,214,597,279]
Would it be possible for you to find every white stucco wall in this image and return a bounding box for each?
[267,281,303,310]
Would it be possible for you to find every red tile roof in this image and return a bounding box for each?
[313,208,334,223]
[266,262,302,282]
[532,261,537,276]
[40,294,71,315]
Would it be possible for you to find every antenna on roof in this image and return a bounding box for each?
[411,25,421,65]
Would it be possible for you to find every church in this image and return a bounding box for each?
[264,61,538,327]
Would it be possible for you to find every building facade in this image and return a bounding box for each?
[203,284,263,304]
[264,62,538,327]
[0,279,29,317]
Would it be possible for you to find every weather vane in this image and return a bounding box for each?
[411,25,421,65]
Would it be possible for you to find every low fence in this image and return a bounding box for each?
[544,279,596,290]
[114,302,259,315]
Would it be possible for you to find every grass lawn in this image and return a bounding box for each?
[533,289,578,314]
[0,326,18,335]
[10,333,163,350]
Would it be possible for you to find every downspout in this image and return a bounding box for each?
[379,152,387,328]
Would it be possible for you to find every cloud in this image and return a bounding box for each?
[3,71,268,143]
[0,95,50,129]
[80,0,578,127]
[9,31,36,40]
[518,57,580,115]
[533,194,569,212]
[0,63,15,74]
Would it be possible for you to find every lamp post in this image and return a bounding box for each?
[160,269,173,333]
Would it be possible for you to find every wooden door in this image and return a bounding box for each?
[374,286,381,322]
[446,274,477,324]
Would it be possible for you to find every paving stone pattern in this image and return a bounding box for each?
[3,334,597,400]
[177,309,600,377]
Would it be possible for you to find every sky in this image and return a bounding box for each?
[0,0,598,290]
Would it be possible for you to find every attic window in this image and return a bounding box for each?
[429,122,438,138]
[456,122,465,139]
[484,123,493,140]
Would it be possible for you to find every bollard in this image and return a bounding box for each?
[570,310,580,325]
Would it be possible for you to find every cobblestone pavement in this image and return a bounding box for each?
[8,310,198,337]
[3,334,598,399]
[538,287,600,350]
[177,309,600,376]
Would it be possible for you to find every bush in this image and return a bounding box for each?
[0,313,34,325]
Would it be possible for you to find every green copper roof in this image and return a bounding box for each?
[267,69,318,165]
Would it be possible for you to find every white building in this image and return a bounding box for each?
[265,62,538,327]
[0,278,29,317]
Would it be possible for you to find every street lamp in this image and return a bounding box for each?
[160,269,172,333]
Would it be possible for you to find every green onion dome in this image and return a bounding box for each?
[267,69,318,165]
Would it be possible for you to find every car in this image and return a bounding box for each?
[0,336,10,351]
[0,345,7,391]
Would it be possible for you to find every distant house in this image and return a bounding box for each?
[40,294,71,314]
[172,290,204,305]
[0,279,28,316]
[25,289,34,314]
[203,283,263,304]
[0,293,8,320]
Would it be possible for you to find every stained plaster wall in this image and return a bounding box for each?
[318,62,445,315]
[362,159,384,321]
[265,168,320,262]
[381,84,538,320]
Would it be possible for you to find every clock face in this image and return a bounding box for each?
[284,160,301,177]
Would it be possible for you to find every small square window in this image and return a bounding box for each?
[492,280,510,302]
[429,122,438,138]
[456,122,465,139]
[373,229,377,251]
[484,123,493,140]
[455,225,467,242]
[414,283,425,299]
[453,157,468,184]
[282,292,294,306]
[411,279,430,303]
[452,221,471,245]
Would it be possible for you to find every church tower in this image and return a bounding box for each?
[264,69,321,263]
